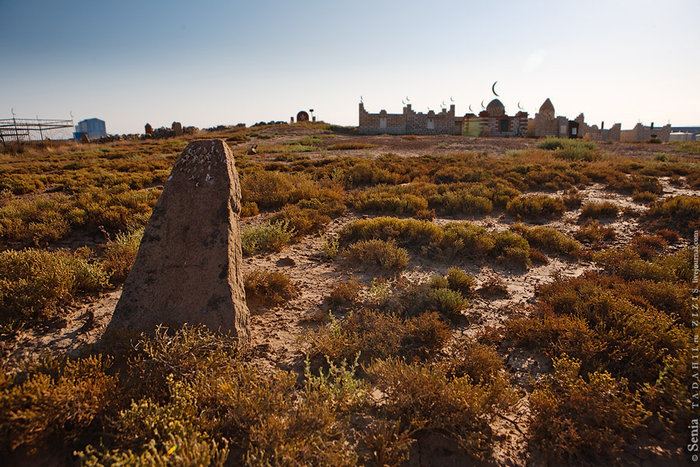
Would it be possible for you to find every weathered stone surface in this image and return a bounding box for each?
[106,139,250,340]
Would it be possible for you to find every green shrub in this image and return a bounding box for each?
[510,223,580,255]
[102,228,143,284]
[343,239,410,270]
[445,267,477,297]
[506,195,566,219]
[364,357,517,461]
[244,269,298,307]
[574,221,616,243]
[0,355,117,453]
[305,309,450,364]
[529,355,649,463]
[579,201,619,219]
[0,248,108,324]
[328,280,362,309]
[644,195,700,234]
[241,220,295,255]
[353,191,428,216]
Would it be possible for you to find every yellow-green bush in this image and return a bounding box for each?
[102,228,143,284]
[0,248,108,324]
[529,355,649,463]
[506,194,566,219]
[0,355,117,454]
[343,239,410,270]
[241,220,295,255]
[244,269,298,307]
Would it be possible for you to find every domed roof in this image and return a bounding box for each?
[486,99,505,117]
[539,98,555,118]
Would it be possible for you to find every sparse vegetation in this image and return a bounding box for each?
[244,269,298,307]
[343,239,410,270]
[579,200,619,219]
[2,125,699,465]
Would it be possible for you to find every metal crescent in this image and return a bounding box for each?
[492,81,499,97]
[481,100,486,109]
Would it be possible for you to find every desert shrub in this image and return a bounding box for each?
[491,230,531,267]
[327,142,375,150]
[122,326,363,466]
[574,221,616,243]
[339,217,443,248]
[0,355,117,454]
[102,228,143,284]
[510,223,580,255]
[328,280,362,309]
[0,248,108,324]
[644,195,700,234]
[372,280,469,321]
[539,138,601,161]
[506,195,566,219]
[443,340,507,383]
[319,235,340,259]
[579,200,619,219]
[305,309,450,364]
[655,228,679,244]
[529,355,649,463]
[632,190,658,203]
[529,248,549,264]
[364,357,517,461]
[343,239,409,270]
[240,170,320,209]
[630,234,667,259]
[562,189,583,209]
[353,190,428,216]
[431,288,469,318]
[240,201,259,217]
[608,174,663,196]
[445,267,477,297]
[477,277,509,298]
[77,433,229,467]
[508,272,689,385]
[345,162,404,186]
[593,247,690,282]
[269,205,331,238]
[244,269,298,307]
[241,220,295,255]
[538,137,564,150]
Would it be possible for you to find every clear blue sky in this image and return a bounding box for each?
[1,0,699,134]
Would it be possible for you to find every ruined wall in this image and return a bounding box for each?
[620,123,671,142]
[359,103,459,135]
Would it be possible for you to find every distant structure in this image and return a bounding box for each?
[296,110,310,122]
[358,95,675,141]
[671,127,700,141]
[620,122,671,142]
[172,121,183,136]
[73,118,106,141]
[145,123,153,136]
[464,99,528,137]
[359,102,459,135]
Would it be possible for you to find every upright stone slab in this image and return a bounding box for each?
[107,140,250,340]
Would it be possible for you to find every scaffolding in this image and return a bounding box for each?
[0,116,74,148]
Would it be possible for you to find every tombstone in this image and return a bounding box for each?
[145,123,153,136]
[172,121,183,136]
[106,139,250,340]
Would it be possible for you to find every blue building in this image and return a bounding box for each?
[73,118,106,140]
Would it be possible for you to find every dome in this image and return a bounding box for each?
[486,99,505,117]
[539,98,555,119]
